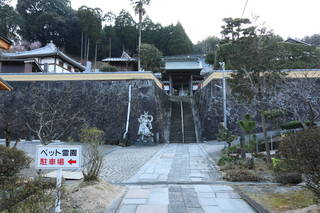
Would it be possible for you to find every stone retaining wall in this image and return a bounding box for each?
[0,79,170,144]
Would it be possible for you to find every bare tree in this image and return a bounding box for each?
[0,91,26,147]
[24,84,83,145]
[273,71,320,129]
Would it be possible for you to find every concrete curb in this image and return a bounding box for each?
[119,181,279,185]
[104,188,128,213]
[233,187,271,213]
[200,143,272,213]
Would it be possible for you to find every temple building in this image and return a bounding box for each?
[0,77,12,91]
[0,59,43,73]
[2,42,85,73]
[162,57,204,96]
[102,51,138,71]
[0,35,13,51]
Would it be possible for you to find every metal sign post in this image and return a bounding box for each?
[36,145,82,213]
[55,169,62,213]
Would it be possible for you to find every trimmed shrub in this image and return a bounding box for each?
[217,155,238,166]
[275,172,303,185]
[224,170,263,182]
[279,128,320,197]
[0,176,55,212]
[280,120,315,130]
[271,157,296,173]
[0,145,31,176]
[99,64,117,72]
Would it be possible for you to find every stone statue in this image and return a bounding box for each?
[137,112,154,145]
[219,62,225,70]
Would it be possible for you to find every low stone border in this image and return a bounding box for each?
[233,187,270,213]
[104,187,128,213]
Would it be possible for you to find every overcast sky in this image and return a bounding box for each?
[13,0,320,43]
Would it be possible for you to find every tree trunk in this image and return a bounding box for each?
[86,38,90,66]
[109,37,112,58]
[94,42,97,72]
[4,128,10,147]
[84,35,87,64]
[240,132,246,159]
[261,112,271,163]
[138,13,142,71]
[240,133,246,159]
[80,32,83,63]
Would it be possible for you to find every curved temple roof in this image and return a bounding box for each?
[0,78,12,91]
[102,51,136,62]
[3,43,85,71]
[164,57,203,70]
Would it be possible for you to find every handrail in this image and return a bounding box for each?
[180,100,185,144]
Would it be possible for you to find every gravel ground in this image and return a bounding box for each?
[100,144,164,183]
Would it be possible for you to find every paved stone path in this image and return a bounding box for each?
[126,144,221,183]
[116,144,256,213]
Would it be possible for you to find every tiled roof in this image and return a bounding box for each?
[285,38,311,46]
[102,51,136,62]
[3,43,85,71]
[0,77,13,91]
[0,35,13,45]
[164,57,203,70]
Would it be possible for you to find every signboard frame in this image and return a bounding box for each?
[35,145,82,170]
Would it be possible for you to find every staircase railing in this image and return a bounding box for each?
[180,100,185,144]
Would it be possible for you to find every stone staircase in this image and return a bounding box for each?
[169,101,183,143]
[183,101,197,143]
[169,97,197,143]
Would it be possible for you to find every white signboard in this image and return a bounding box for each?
[36,145,82,169]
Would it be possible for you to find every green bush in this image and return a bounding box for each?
[271,157,296,173]
[224,169,263,182]
[217,124,237,148]
[217,155,238,166]
[0,145,31,177]
[275,172,302,185]
[0,176,55,212]
[245,139,257,153]
[223,145,238,155]
[99,64,117,72]
[279,128,320,197]
[80,127,105,144]
[280,120,315,130]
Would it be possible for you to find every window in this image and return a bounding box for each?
[67,65,72,71]
[59,60,64,67]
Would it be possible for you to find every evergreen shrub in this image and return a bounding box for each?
[0,145,31,177]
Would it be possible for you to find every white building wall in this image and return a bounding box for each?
[37,57,78,73]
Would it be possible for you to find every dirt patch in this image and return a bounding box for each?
[62,180,124,213]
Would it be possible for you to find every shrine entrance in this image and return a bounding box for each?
[162,57,203,96]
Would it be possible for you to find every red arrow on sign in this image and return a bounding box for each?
[68,159,77,165]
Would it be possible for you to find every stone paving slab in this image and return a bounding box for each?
[117,184,255,213]
[126,144,221,184]
[115,144,255,213]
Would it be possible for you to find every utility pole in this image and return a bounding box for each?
[219,61,227,129]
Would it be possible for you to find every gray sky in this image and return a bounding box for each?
[13,0,320,43]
